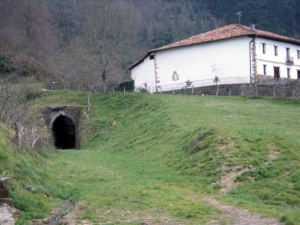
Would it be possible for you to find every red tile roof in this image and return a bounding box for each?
[128,24,300,70]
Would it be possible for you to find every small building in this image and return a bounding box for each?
[128,24,300,93]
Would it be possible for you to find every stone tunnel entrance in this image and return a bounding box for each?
[43,106,82,149]
[52,115,76,149]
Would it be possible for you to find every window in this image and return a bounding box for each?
[149,55,154,60]
[274,46,278,56]
[286,48,290,56]
[297,50,300,59]
[287,68,290,78]
[172,71,179,81]
[262,43,266,54]
[263,65,267,75]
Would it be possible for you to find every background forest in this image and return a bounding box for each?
[0,0,299,91]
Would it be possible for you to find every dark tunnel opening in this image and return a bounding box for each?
[52,115,76,149]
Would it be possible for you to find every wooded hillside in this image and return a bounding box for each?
[0,0,299,91]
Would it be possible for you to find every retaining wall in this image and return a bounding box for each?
[160,80,300,99]
[0,177,13,207]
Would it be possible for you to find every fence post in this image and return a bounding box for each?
[113,87,115,93]
[192,86,194,94]
[256,85,258,96]
[228,88,231,96]
[124,86,126,93]
[293,89,295,99]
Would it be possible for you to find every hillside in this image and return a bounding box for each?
[1,91,300,224]
[1,0,300,91]
[0,44,52,83]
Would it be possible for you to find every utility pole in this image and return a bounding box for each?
[236,11,242,24]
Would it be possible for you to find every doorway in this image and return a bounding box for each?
[274,67,280,80]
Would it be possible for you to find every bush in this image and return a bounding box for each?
[0,55,12,73]
[182,128,216,154]
[117,80,134,92]
[135,87,148,93]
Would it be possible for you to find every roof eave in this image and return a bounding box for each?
[127,52,152,70]
[151,34,251,53]
[255,34,300,45]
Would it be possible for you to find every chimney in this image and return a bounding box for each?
[250,24,256,30]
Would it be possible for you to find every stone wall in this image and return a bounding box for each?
[0,177,12,207]
[42,106,83,149]
[160,79,300,99]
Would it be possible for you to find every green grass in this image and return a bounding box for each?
[1,91,300,224]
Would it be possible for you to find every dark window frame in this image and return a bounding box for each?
[262,43,266,54]
[286,48,290,57]
[274,46,278,56]
[263,65,267,75]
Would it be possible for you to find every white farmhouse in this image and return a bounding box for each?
[128,24,300,93]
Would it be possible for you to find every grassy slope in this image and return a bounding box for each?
[1,91,300,224]
[84,93,300,224]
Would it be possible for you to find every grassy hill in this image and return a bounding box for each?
[1,91,300,224]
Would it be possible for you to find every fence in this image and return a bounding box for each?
[156,78,300,99]
[156,77,250,93]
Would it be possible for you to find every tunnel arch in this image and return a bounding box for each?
[52,114,76,149]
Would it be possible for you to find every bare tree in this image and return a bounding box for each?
[76,0,135,92]
[0,0,58,60]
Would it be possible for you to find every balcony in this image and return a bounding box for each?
[286,56,294,64]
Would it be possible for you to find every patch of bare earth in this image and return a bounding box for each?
[216,145,280,194]
[217,165,249,194]
[266,150,280,164]
[58,201,92,225]
[203,146,282,224]
[57,202,195,225]
[32,202,74,225]
[204,197,282,225]
[0,203,19,225]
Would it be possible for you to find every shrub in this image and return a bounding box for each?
[135,87,148,93]
[0,55,12,73]
[117,80,134,92]
[182,128,216,154]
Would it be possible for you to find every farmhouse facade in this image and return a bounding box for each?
[128,24,300,93]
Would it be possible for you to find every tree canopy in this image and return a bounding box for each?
[0,0,299,91]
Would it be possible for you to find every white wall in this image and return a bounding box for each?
[131,55,155,92]
[155,36,251,92]
[131,36,300,93]
[256,37,300,79]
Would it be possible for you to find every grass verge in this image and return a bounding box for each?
[1,91,300,224]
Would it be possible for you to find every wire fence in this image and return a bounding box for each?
[155,77,250,93]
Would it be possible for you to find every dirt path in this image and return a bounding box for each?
[54,198,282,225]
[204,197,282,225]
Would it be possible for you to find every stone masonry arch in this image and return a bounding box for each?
[43,106,82,149]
